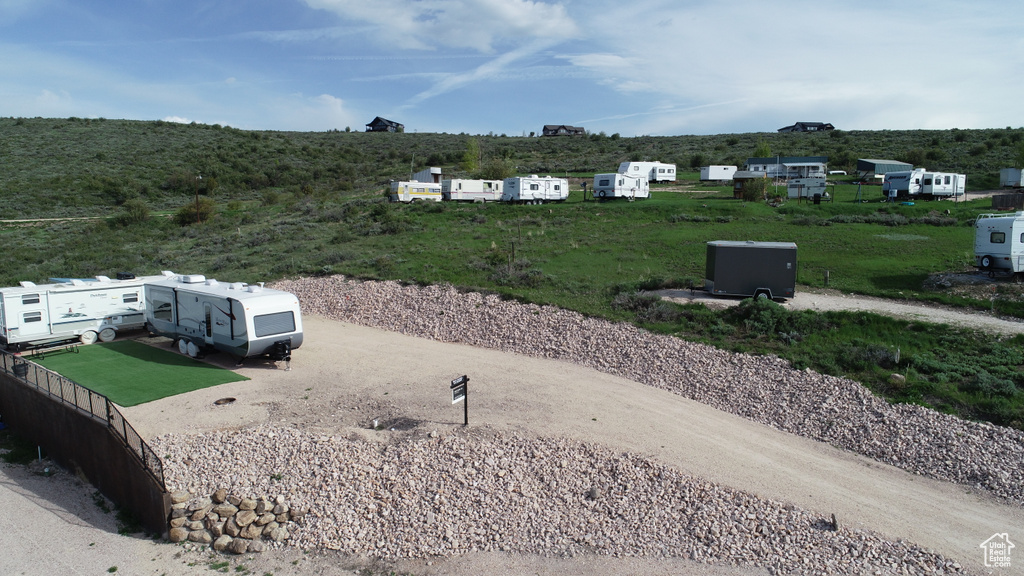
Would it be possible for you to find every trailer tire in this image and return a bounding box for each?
[79,331,98,345]
[178,339,189,355]
[98,328,116,343]
[754,290,771,301]
[980,255,993,269]
[186,341,199,358]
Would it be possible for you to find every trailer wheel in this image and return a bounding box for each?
[98,328,116,342]
[754,290,771,301]
[79,331,98,345]
[186,341,199,358]
[980,255,993,269]
[178,339,189,355]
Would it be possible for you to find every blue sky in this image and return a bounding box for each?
[1,0,1021,136]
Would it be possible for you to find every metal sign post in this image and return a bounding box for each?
[450,375,469,426]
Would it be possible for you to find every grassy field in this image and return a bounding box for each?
[2,118,1023,429]
[33,341,249,407]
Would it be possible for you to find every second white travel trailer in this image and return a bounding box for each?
[0,273,165,350]
[501,175,569,204]
[700,165,738,181]
[389,181,442,203]
[442,179,503,202]
[882,169,966,199]
[591,173,650,200]
[617,161,677,182]
[144,273,303,364]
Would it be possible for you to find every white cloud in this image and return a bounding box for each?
[162,116,192,124]
[302,0,580,51]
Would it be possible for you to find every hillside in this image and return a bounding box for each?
[1,117,1021,218]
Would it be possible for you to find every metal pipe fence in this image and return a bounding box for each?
[0,349,165,490]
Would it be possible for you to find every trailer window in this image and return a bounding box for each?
[23,311,42,323]
[944,175,951,185]
[123,293,139,304]
[22,294,40,305]
[923,178,932,185]
[991,232,1006,244]
[530,184,539,190]
[599,179,610,186]
[254,311,296,337]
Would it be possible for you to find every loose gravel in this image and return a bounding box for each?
[152,275,1024,574]
[271,276,1024,506]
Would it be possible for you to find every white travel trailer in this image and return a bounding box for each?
[144,273,303,363]
[389,181,442,203]
[617,161,677,182]
[974,212,1024,273]
[787,177,827,200]
[501,175,569,204]
[0,274,164,350]
[442,179,503,202]
[591,173,650,200]
[700,165,737,181]
[1000,168,1024,188]
[882,169,966,199]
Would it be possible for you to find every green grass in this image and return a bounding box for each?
[32,341,248,407]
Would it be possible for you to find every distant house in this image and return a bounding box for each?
[366,117,404,133]
[542,125,586,136]
[778,122,835,133]
[746,156,828,179]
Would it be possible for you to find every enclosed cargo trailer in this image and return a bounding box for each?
[705,241,797,300]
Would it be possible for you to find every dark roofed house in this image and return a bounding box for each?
[542,124,586,136]
[778,122,835,133]
[366,117,404,133]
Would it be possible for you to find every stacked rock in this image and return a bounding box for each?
[167,488,307,554]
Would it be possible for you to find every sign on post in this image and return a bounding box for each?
[450,375,469,426]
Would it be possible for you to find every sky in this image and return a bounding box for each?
[1,0,1022,136]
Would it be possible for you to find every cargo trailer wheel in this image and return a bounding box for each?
[980,255,993,268]
[79,331,98,345]
[754,290,771,301]
[178,339,189,355]
[98,328,116,342]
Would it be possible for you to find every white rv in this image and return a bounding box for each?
[974,212,1024,273]
[617,161,677,182]
[591,173,650,200]
[501,175,569,204]
[0,274,164,350]
[700,166,737,181]
[1000,168,1024,188]
[442,179,503,202]
[144,273,303,362]
[389,181,442,203]
[882,169,965,199]
[787,177,827,199]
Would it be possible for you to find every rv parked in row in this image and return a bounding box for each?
[144,272,303,363]
[882,169,966,199]
[442,179,503,202]
[389,181,442,203]
[618,161,677,183]
[0,273,164,350]
[501,175,569,204]
[591,173,650,200]
[974,212,1024,273]
[700,165,737,181]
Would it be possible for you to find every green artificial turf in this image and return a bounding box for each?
[32,340,249,407]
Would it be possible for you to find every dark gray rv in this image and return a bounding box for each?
[705,241,797,300]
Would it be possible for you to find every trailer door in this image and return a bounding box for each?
[16,292,50,338]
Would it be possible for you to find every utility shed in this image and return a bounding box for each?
[705,241,797,300]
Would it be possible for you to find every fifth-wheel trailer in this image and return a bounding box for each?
[0,273,165,350]
[144,272,303,363]
[705,241,797,300]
